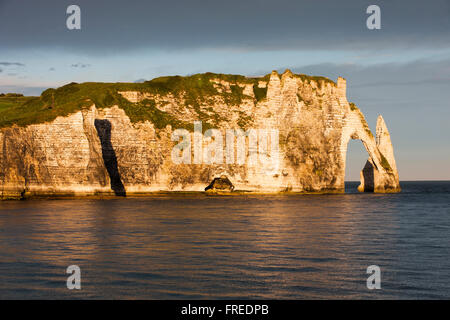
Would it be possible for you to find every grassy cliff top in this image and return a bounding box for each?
[0,72,335,129]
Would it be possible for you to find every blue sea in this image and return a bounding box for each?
[0,181,449,299]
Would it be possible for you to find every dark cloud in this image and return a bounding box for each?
[49,67,55,71]
[1,0,449,54]
[71,63,90,68]
[0,62,25,66]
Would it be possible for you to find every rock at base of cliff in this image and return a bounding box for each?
[205,175,235,193]
[358,160,375,192]
[358,158,401,193]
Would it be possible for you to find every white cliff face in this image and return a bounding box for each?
[376,115,399,175]
[0,70,400,198]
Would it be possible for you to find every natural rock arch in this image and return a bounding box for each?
[341,114,400,193]
[0,70,401,198]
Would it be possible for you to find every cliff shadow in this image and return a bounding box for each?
[361,160,375,192]
[345,139,375,193]
[94,119,126,196]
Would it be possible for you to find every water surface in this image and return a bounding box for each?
[0,181,449,299]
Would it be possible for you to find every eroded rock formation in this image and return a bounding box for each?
[205,175,234,193]
[358,115,400,192]
[0,70,400,198]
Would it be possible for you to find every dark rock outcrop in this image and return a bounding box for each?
[205,175,234,192]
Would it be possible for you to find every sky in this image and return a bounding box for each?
[0,0,449,181]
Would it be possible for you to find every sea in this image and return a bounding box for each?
[0,181,449,299]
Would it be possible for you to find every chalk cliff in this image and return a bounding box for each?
[0,70,400,198]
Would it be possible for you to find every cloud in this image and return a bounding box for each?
[0,62,25,66]
[287,58,450,89]
[0,0,449,54]
[71,63,90,68]
[49,67,55,71]
[134,79,147,83]
[351,78,450,88]
[0,62,25,76]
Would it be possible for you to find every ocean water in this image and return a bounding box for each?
[0,181,449,299]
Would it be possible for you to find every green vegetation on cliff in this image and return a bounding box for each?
[293,74,335,88]
[0,95,35,113]
[0,71,335,129]
[380,153,393,172]
[252,84,267,102]
[0,82,201,130]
